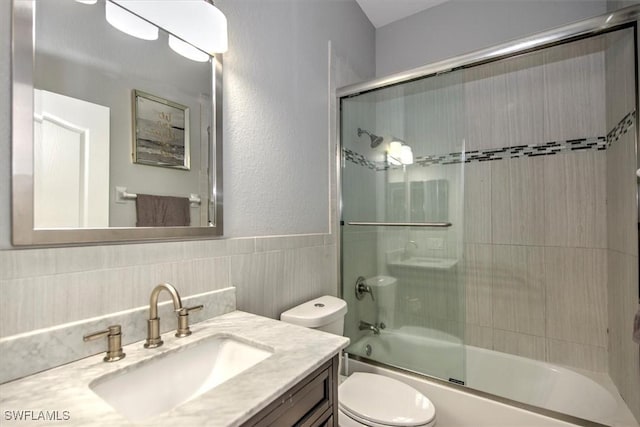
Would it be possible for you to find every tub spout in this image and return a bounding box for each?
[359,320,380,335]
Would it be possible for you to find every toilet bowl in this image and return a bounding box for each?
[339,372,436,427]
[280,295,437,427]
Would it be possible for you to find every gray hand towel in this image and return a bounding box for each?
[136,194,190,227]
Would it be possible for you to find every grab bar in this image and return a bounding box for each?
[347,221,452,228]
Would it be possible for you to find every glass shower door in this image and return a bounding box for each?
[340,69,466,385]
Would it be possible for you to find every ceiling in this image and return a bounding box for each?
[355,0,451,28]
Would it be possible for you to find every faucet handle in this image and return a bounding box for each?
[176,305,204,338]
[355,276,375,301]
[83,325,126,362]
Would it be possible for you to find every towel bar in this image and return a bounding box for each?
[347,221,452,227]
[115,187,201,205]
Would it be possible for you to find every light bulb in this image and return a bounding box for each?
[112,0,228,54]
[169,35,210,63]
[105,1,159,41]
[400,145,413,165]
[387,141,403,166]
[388,141,402,155]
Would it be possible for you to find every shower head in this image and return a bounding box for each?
[357,128,384,148]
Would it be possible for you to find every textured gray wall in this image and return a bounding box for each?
[376,0,607,77]
[217,0,375,237]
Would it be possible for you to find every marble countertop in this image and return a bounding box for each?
[0,311,349,426]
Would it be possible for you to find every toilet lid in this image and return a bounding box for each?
[339,373,435,427]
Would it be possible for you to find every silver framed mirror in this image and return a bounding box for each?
[11,0,223,246]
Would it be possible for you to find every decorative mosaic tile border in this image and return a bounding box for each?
[344,111,635,170]
[607,110,635,145]
[343,148,379,170]
[416,136,607,166]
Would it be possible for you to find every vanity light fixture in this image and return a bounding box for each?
[169,35,210,63]
[387,138,414,166]
[105,1,159,41]
[400,145,414,165]
[111,0,228,54]
[387,141,403,166]
[75,0,98,4]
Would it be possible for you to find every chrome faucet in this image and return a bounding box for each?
[359,320,380,335]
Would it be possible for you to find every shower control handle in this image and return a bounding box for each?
[355,276,375,301]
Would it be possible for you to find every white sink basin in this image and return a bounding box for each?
[89,335,273,421]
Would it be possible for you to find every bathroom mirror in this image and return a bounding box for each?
[12,0,223,245]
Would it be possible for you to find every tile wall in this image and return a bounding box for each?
[459,36,612,373]
[0,234,339,384]
[0,235,338,340]
[341,33,638,377]
[462,150,610,372]
[604,27,640,421]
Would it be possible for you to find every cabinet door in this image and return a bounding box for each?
[244,355,338,427]
[318,415,333,427]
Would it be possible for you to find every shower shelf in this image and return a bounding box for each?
[386,250,458,270]
[347,222,452,228]
[388,256,458,270]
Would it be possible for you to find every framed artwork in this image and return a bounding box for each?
[132,90,190,170]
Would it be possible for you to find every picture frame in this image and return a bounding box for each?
[132,90,190,170]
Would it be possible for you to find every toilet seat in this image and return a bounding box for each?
[339,373,436,427]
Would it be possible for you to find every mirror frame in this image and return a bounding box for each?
[11,0,223,246]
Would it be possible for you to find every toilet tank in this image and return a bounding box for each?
[280,295,348,336]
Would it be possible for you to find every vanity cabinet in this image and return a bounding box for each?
[243,355,339,427]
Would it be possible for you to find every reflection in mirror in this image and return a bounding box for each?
[386,180,449,223]
[34,0,211,228]
[11,0,223,245]
[34,89,110,228]
[410,180,448,222]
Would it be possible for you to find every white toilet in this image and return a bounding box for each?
[281,295,437,427]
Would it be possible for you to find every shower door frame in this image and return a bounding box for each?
[336,5,639,427]
[337,6,639,99]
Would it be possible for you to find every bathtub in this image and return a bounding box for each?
[347,326,633,426]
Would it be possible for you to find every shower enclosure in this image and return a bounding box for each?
[339,7,639,426]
